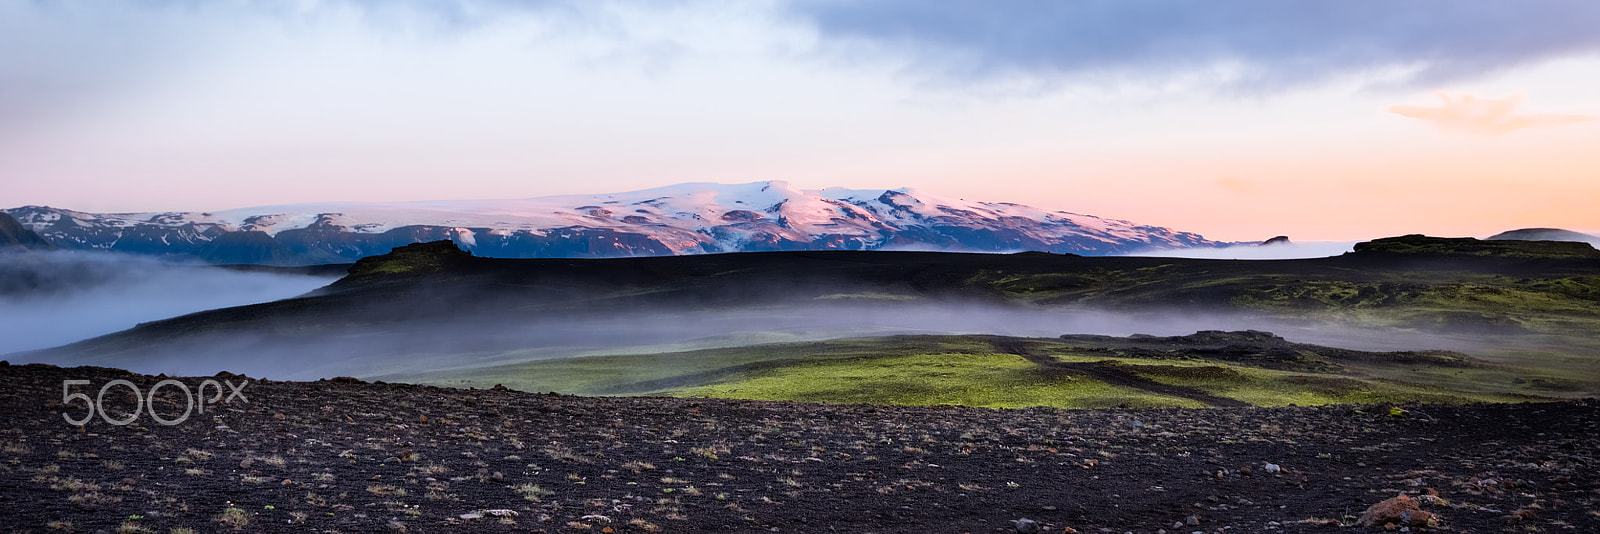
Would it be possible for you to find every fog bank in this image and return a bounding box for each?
[1128,241,1358,260]
[18,298,1492,381]
[0,251,338,354]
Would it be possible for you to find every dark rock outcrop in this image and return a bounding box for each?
[1259,235,1291,246]
[1352,234,1600,259]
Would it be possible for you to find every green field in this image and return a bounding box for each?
[382,333,1591,409]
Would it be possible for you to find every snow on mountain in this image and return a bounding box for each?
[4,181,1224,265]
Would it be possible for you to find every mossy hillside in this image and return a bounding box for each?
[662,353,1206,409]
[966,264,1185,303]
[344,240,474,278]
[1031,350,1539,406]
[1228,276,1600,334]
[384,334,1593,409]
[1108,362,1530,407]
[388,336,1001,395]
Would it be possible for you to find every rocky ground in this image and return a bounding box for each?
[1,362,1597,533]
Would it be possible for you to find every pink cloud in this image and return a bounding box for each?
[1389,93,1593,135]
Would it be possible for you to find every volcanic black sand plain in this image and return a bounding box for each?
[2,363,1598,533]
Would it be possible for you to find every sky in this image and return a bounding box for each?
[3,0,1598,242]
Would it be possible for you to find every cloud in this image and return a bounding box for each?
[1388,93,1594,135]
[781,0,1600,94]
[0,0,635,138]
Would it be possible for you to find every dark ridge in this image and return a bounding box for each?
[1056,330,1483,372]
[1352,234,1600,259]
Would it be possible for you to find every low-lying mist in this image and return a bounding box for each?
[1128,241,1359,260]
[0,251,339,355]
[19,296,1501,381]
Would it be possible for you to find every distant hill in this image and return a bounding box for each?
[1353,234,1600,259]
[1488,228,1600,247]
[3,181,1223,265]
[0,212,54,251]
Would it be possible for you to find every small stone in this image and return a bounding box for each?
[1263,463,1281,474]
[1014,518,1040,533]
[458,513,482,520]
[1186,515,1201,526]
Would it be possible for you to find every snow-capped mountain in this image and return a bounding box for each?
[4,181,1223,265]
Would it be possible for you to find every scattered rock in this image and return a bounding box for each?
[1014,518,1040,533]
[1263,463,1281,474]
[1358,494,1435,528]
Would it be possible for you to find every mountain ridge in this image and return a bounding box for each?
[4,181,1223,265]
[0,212,55,252]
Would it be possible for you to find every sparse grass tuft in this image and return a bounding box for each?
[367,484,407,496]
[513,483,554,502]
[217,507,250,530]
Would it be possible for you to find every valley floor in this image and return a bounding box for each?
[1,363,1597,533]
